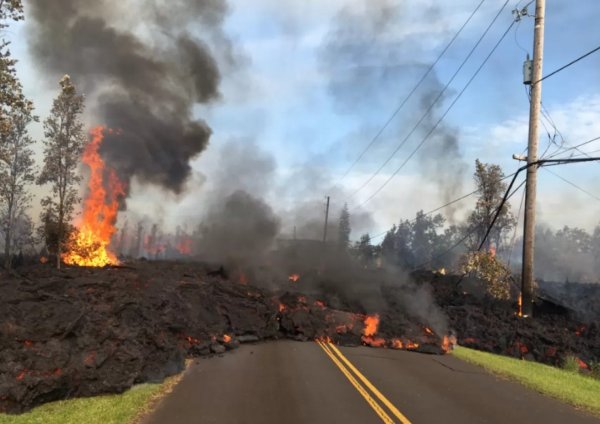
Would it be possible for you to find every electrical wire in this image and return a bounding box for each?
[412,178,526,270]
[546,135,600,159]
[543,167,600,203]
[347,0,511,199]
[357,19,516,208]
[534,44,600,85]
[506,185,526,267]
[336,0,489,183]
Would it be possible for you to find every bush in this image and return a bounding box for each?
[562,355,581,373]
[590,362,600,380]
[459,251,511,300]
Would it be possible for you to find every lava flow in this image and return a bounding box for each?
[62,126,125,267]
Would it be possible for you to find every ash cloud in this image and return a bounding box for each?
[26,0,229,195]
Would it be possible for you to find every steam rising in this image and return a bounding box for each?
[27,0,227,194]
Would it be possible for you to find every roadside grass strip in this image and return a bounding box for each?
[0,371,184,424]
[453,346,600,417]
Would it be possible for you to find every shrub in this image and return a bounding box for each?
[459,251,511,300]
[562,355,581,373]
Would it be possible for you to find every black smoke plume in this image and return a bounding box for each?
[26,0,228,195]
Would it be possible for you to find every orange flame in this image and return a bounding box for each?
[39,256,48,264]
[391,339,403,349]
[363,314,379,337]
[288,273,300,282]
[63,127,125,267]
[517,293,523,317]
[441,335,457,353]
[239,272,248,285]
[405,341,420,350]
[176,237,193,255]
[223,334,232,343]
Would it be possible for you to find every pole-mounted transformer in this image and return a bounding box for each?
[523,54,533,85]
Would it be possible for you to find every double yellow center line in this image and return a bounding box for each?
[316,340,412,424]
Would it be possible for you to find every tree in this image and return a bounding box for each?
[0,0,33,269]
[0,1,24,133]
[412,210,444,267]
[37,75,86,269]
[592,225,600,278]
[466,160,516,251]
[0,96,36,268]
[337,203,351,250]
[356,233,374,267]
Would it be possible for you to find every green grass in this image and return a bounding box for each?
[453,346,600,416]
[0,382,168,424]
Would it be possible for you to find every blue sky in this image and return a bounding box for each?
[10,0,600,237]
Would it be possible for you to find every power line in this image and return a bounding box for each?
[412,178,526,270]
[337,0,488,183]
[546,135,600,159]
[534,44,600,85]
[368,169,520,241]
[506,186,526,267]
[347,0,511,199]
[357,19,516,208]
[543,167,600,203]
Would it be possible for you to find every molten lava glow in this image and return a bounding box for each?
[441,335,457,353]
[186,336,200,345]
[405,341,420,350]
[175,238,193,255]
[288,273,300,282]
[223,334,232,343]
[363,336,386,347]
[314,300,326,309]
[363,314,380,337]
[63,127,125,267]
[391,339,403,349]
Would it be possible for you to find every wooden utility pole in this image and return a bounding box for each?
[521,0,546,318]
[322,196,330,243]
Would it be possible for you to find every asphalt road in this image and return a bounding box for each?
[144,341,599,424]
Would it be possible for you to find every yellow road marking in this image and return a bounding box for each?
[316,341,395,424]
[327,343,412,424]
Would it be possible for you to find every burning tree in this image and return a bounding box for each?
[62,126,125,267]
[37,75,85,269]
